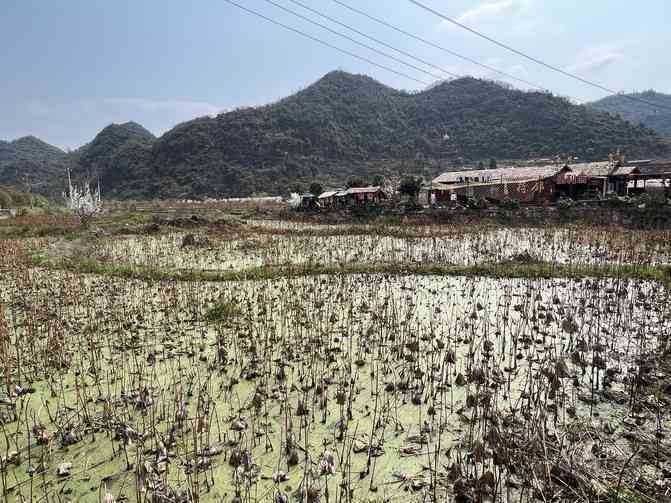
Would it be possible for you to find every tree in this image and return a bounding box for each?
[309,182,323,196]
[398,176,423,201]
[20,174,33,208]
[477,161,485,169]
[371,174,385,187]
[346,177,366,188]
[489,158,497,169]
[64,168,102,226]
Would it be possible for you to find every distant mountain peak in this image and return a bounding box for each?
[0,135,68,193]
[10,135,65,152]
[319,69,373,82]
[306,70,396,93]
[12,135,42,143]
[99,121,155,140]
[588,90,671,137]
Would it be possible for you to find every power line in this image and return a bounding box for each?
[259,0,450,81]
[221,0,430,86]
[407,0,671,113]
[225,0,670,118]
[283,0,460,79]
[330,0,546,91]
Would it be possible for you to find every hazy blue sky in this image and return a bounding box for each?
[2,0,669,149]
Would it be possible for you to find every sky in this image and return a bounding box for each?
[2,0,670,149]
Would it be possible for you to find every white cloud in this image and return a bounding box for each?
[566,45,623,74]
[454,0,534,25]
[101,98,222,118]
[24,97,222,121]
[17,97,224,148]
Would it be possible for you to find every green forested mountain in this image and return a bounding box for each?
[3,72,670,199]
[69,122,156,199]
[141,72,667,198]
[588,91,671,137]
[0,135,64,164]
[0,136,68,194]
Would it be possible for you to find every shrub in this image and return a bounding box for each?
[398,177,423,201]
[557,198,574,211]
[308,183,323,196]
[466,196,489,209]
[500,197,521,210]
[633,192,667,209]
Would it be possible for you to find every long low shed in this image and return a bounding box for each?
[431,160,671,204]
[433,177,556,204]
[432,164,569,204]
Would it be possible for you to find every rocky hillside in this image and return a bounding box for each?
[588,90,671,137]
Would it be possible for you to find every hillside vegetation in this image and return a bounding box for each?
[143,72,667,198]
[0,185,48,208]
[69,122,156,199]
[2,72,669,199]
[0,136,68,194]
[588,90,671,137]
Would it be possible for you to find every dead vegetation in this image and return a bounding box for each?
[1,212,671,502]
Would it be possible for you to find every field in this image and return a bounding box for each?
[1,208,671,503]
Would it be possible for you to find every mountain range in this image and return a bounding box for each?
[587,90,671,138]
[2,71,669,200]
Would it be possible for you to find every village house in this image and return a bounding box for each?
[299,192,317,209]
[341,186,387,206]
[626,159,671,197]
[431,164,567,205]
[313,186,387,208]
[317,189,345,208]
[431,159,671,205]
[557,160,671,199]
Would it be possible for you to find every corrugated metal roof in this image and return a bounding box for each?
[433,160,660,186]
[433,165,564,184]
[612,165,639,176]
[344,186,383,194]
[318,190,339,199]
[568,161,614,177]
[432,178,547,191]
[634,161,671,176]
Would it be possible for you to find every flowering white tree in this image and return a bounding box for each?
[64,168,102,225]
[287,192,301,209]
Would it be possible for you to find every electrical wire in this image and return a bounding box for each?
[283,0,461,79]
[407,0,671,112]
[330,0,546,91]
[259,0,451,81]
[221,0,431,85]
